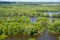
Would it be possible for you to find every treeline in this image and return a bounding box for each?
[0,2,60,5]
[16,2,60,6]
[0,2,16,4]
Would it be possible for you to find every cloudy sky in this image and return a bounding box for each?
[0,0,60,2]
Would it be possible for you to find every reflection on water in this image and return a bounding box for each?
[48,12,52,22]
[37,32,58,40]
[30,17,36,23]
[48,12,60,22]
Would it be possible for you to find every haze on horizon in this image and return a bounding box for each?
[0,0,60,2]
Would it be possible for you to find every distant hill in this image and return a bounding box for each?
[0,2,16,4]
[15,2,60,6]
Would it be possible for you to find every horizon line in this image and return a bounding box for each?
[0,1,60,2]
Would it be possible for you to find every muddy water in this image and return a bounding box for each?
[4,32,58,40]
[4,34,39,40]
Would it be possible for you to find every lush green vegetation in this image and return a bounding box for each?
[28,38,36,40]
[48,20,60,32]
[0,17,49,35]
[58,37,60,40]
[0,2,60,40]
[0,3,60,17]
[0,17,49,40]
[52,14,60,18]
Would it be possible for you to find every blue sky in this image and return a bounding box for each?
[0,0,60,2]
